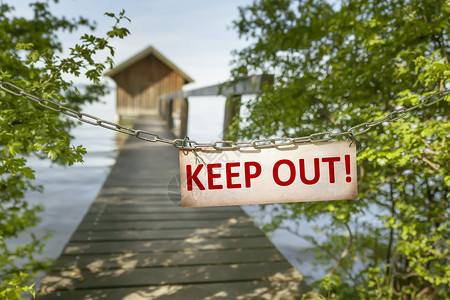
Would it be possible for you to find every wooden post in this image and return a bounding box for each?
[223,95,241,139]
[166,99,173,129]
[158,98,163,117]
[160,99,166,119]
[179,98,189,138]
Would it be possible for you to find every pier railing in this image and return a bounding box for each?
[159,74,273,138]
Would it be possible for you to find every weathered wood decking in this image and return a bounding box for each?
[37,114,310,299]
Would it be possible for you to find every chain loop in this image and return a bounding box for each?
[135,130,159,142]
[309,131,333,142]
[1,80,448,150]
[0,81,23,96]
[78,112,101,126]
[348,122,371,136]
[60,106,82,118]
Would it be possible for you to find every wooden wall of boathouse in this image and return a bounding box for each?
[105,46,193,118]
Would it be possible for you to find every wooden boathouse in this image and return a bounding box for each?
[105,46,194,117]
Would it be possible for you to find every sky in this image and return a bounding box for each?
[9,0,254,89]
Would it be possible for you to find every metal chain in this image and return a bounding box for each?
[0,80,449,150]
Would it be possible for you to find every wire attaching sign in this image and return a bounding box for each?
[179,141,358,207]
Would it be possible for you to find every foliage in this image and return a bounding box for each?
[0,1,129,298]
[231,0,449,298]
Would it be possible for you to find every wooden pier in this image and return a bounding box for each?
[37,114,311,299]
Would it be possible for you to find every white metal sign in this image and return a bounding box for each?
[179,141,358,207]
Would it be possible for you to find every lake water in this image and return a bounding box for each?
[13,91,326,289]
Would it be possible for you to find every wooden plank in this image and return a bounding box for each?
[98,188,178,196]
[159,74,273,99]
[82,212,248,222]
[86,206,244,214]
[70,227,264,242]
[53,248,283,270]
[38,277,311,300]
[77,219,256,231]
[63,237,274,255]
[39,262,300,291]
[89,200,179,207]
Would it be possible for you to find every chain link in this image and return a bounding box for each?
[1,80,449,150]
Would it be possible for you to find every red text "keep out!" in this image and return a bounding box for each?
[185,155,352,191]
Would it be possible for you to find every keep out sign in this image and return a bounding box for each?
[179,141,358,208]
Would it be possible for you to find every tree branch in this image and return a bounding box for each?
[385,182,395,276]
[414,134,438,155]
[419,155,440,171]
[326,223,353,277]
